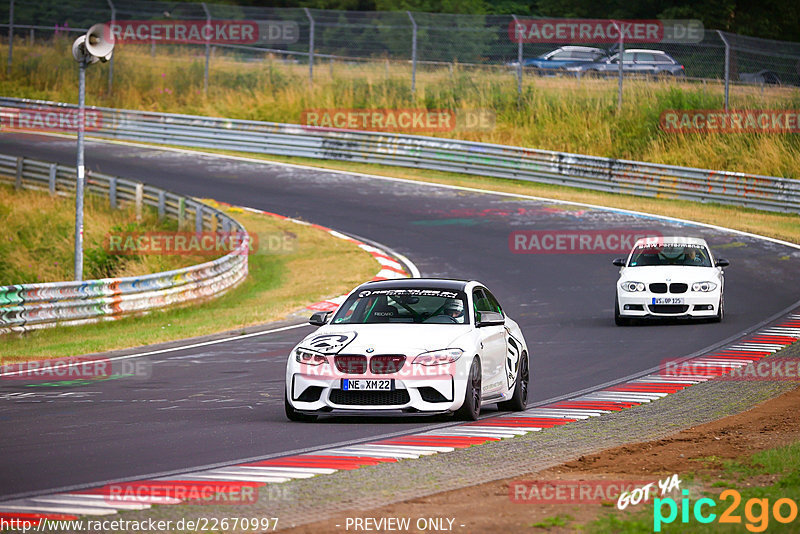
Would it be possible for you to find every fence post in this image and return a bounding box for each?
[109,176,117,209]
[717,30,730,112]
[612,20,623,111]
[303,8,314,85]
[178,197,186,229]
[48,163,56,196]
[201,2,211,95]
[7,0,13,74]
[106,0,115,94]
[407,11,417,95]
[135,183,143,222]
[512,15,523,99]
[14,156,22,190]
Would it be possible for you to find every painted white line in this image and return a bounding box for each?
[524,409,607,417]
[210,466,336,476]
[342,444,453,454]
[322,448,422,459]
[461,426,542,433]
[181,473,293,483]
[0,503,118,516]
[29,495,149,511]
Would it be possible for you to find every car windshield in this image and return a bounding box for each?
[628,244,712,267]
[331,288,469,325]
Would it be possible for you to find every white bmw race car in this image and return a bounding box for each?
[285,279,530,422]
[613,236,729,325]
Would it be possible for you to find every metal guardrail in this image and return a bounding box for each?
[0,153,249,333]
[1,97,799,215]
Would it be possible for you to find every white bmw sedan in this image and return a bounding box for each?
[285,279,530,422]
[613,237,729,325]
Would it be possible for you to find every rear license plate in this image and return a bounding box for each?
[652,297,684,305]
[342,379,394,391]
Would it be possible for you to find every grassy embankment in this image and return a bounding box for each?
[0,185,378,361]
[1,40,798,244]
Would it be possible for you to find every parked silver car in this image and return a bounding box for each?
[567,49,685,77]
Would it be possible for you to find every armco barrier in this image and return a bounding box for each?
[1,97,798,213]
[0,154,249,333]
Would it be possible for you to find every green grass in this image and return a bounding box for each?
[0,183,204,284]
[1,201,378,361]
[530,514,573,529]
[589,441,800,533]
[1,40,799,178]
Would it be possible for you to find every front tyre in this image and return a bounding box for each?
[498,352,529,412]
[455,357,481,421]
[615,297,630,326]
[285,390,317,422]
[711,294,724,323]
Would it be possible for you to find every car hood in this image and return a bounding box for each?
[619,265,720,282]
[297,324,473,356]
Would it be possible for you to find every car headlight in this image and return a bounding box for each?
[413,348,463,366]
[620,281,646,292]
[692,281,718,292]
[295,348,327,366]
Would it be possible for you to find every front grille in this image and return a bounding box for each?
[329,389,410,406]
[369,355,406,374]
[649,283,667,293]
[335,355,367,375]
[296,386,323,402]
[419,387,448,403]
[669,283,688,294]
[649,304,690,314]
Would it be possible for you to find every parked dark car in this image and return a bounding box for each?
[739,70,782,85]
[507,46,607,72]
[567,49,685,77]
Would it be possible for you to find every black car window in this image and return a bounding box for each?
[549,51,572,60]
[484,289,504,316]
[635,52,656,63]
[654,54,674,64]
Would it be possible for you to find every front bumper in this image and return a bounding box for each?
[617,290,721,318]
[286,371,466,414]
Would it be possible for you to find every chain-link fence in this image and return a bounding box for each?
[1,0,798,105]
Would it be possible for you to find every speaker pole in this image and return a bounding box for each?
[74,56,86,281]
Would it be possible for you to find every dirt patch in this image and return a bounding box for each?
[281,384,800,533]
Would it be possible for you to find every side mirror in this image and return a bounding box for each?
[612,258,626,267]
[309,311,331,326]
[715,258,730,268]
[477,311,505,327]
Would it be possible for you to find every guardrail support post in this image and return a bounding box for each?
[717,30,730,112]
[109,176,117,209]
[157,190,166,220]
[303,8,314,85]
[14,156,22,190]
[48,163,57,196]
[178,197,186,229]
[135,183,143,222]
[201,2,211,96]
[195,204,203,234]
[407,11,417,95]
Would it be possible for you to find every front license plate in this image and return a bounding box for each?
[652,297,684,305]
[342,379,394,391]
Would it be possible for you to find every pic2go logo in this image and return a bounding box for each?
[654,489,799,532]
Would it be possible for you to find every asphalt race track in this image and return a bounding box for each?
[2,134,799,499]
